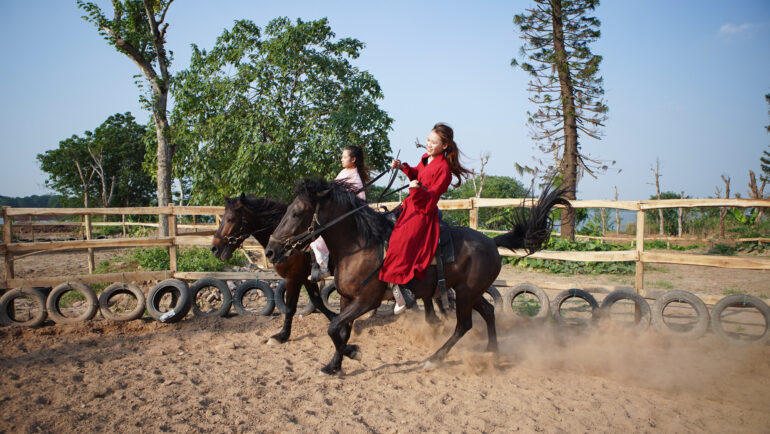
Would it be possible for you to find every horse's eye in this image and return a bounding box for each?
[292,213,299,218]
[227,218,233,223]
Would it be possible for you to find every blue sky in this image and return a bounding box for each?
[1,0,768,201]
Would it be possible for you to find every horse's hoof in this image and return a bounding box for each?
[319,366,340,376]
[350,350,362,361]
[266,337,282,346]
[423,359,441,370]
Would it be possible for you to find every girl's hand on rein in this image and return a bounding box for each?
[390,159,402,169]
[409,179,421,189]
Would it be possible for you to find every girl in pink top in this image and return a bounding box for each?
[310,145,369,279]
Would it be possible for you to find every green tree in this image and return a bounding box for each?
[78,0,175,233]
[512,0,609,240]
[171,18,393,204]
[645,191,687,236]
[761,93,770,182]
[37,113,154,207]
[443,176,528,229]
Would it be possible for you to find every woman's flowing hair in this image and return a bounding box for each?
[344,145,370,185]
[433,122,472,187]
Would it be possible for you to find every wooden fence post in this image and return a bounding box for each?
[469,197,478,230]
[635,209,645,293]
[168,210,177,272]
[85,214,94,274]
[122,214,127,238]
[3,206,14,281]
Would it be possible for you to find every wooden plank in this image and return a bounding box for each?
[6,237,174,253]
[85,214,94,274]
[635,210,645,291]
[7,206,174,216]
[3,206,14,280]
[639,198,770,210]
[641,251,770,270]
[173,271,281,281]
[468,198,478,230]
[498,248,636,262]
[437,199,473,210]
[569,200,640,210]
[168,213,177,272]
[172,206,224,216]
[6,271,171,288]
[174,235,262,247]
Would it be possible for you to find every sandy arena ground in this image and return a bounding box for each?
[1,248,769,432]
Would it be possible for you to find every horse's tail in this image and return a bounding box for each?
[493,181,572,254]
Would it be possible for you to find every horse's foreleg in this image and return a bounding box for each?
[422,297,442,326]
[321,299,371,375]
[268,279,301,344]
[305,281,337,321]
[473,297,498,353]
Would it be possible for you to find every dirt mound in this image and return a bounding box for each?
[1,310,768,432]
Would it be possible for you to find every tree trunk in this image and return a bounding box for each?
[677,190,684,237]
[614,186,620,234]
[154,96,171,236]
[551,0,578,240]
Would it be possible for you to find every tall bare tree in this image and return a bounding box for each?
[716,175,731,239]
[648,158,664,235]
[512,0,609,240]
[747,170,766,224]
[78,0,175,235]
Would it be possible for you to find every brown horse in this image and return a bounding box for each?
[265,178,569,374]
[210,194,337,344]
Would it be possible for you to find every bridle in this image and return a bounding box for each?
[213,205,272,248]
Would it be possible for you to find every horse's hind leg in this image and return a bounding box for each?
[269,278,301,344]
[424,301,473,369]
[473,297,498,353]
[423,297,442,326]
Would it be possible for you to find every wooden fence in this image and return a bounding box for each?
[2,198,769,300]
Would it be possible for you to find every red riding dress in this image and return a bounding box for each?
[379,153,452,285]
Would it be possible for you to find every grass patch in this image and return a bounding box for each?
[129,246,246,272]
[504,238,634,275]
[722,289,743,296]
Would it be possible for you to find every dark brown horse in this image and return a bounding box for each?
[210,194,338,344]
[265,179,569,374]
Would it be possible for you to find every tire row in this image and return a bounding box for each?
[0,277,291,327]
[2,279,768,346]
[501,284,770,346]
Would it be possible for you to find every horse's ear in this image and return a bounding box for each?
[240,192,246,200]
[316,188,331,198]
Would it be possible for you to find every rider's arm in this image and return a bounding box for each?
[400,162,419,180]
[409,165,451,214]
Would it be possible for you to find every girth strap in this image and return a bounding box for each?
[435,248,449,308]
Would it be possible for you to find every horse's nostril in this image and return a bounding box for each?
[265,249,273,259]
[210,245,217,253]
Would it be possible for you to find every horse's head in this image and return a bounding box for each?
[264,180,332,265]
[211,193,251,260]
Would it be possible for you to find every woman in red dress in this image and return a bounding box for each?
[380,123,472,313]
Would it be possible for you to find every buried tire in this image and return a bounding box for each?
[189,277,232,318]
[0,288,48,327]
[146,279,191,323]
[274,280,317,317]
[651,290,710,338]
[232,280,274,316]
[46,282,98,325]
[710,294,770,346]
[551,288,599,325]
[98,282,146,321]
[503,283,551,320]
[599,289,651,330]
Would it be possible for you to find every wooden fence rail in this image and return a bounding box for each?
[1,198,769,291]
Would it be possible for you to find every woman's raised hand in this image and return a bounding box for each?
[390,159,402,169]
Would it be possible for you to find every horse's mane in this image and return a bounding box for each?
[230,195,288,229]
[294,178,393,246]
